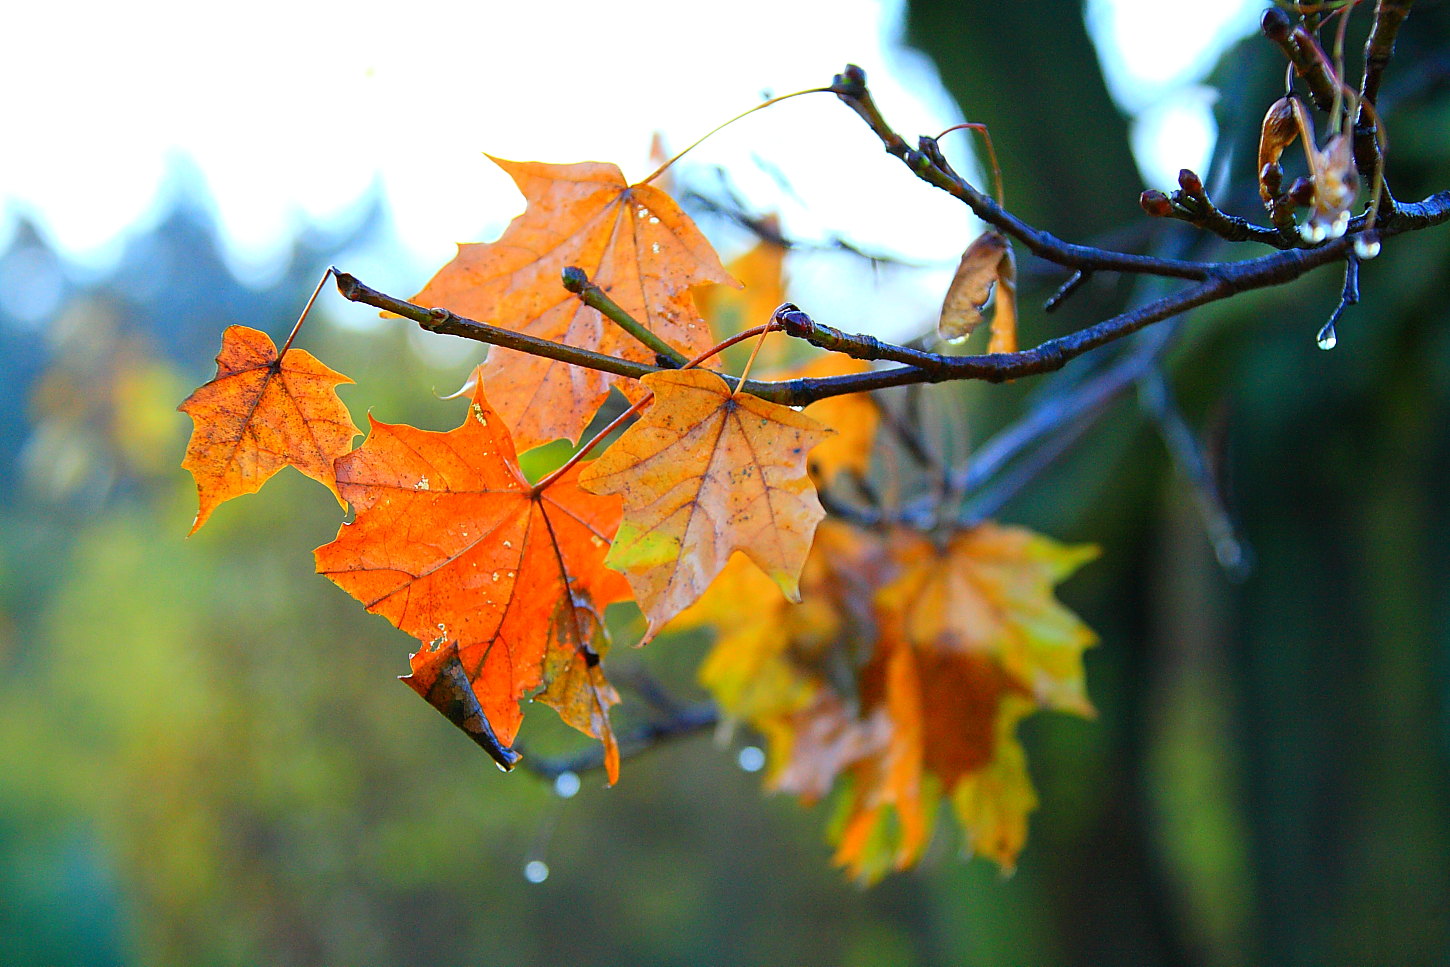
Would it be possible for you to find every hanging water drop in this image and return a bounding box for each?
[523,860,549,883]
[1316,320,1338,350]
[1354,235,1381,260]
[553,771,581,799]
[737,746,766,773]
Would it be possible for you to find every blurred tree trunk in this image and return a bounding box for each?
[905,0,1141,236]
[905,2,1450,966]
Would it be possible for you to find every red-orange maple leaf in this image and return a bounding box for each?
[313,377,631,781]
[411,158,736,450]
[178,325,359,534]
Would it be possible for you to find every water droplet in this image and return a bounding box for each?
[413,476,430,491]
[503,540,512,548]
[553,771,581,798]
[590,535,604,548]
[648,216,660,225]
[651,242,661,254]
[1355,236,1381,260]
[491,571,500,582]
[1316,320,1338,350]
[737,746,766,773]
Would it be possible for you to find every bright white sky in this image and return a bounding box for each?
[1,0,1258,332]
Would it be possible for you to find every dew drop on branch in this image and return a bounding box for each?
[523,860,549,883]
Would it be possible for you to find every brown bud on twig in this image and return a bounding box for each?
[1260,162,1284,199]
[1261,6,1292,43]
[1140,189,1173,217]
[1288,176,1316,208]
[1178,168,1204,199]
[831,64,867,97]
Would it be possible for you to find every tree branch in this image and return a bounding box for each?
[1142,170,1295,249]
[560,266,689,368]
[829,66,1219,280]
[334,179,1450,407]
[1261,7,1341,113]
[515,703,719,780]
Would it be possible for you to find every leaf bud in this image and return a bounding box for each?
[1261,6,1292,43]
[560,265,589,293]
[1287,176,1316,207]
[1177,168,1204,198]
[772,302,814,336]
[1260,162,1284,198]
[832,64,867,97]
[1139,189,1173,217]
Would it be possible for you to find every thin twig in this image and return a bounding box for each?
[1316,254,1361,348]
[1355,0,1415,209]
[1261,7,1342,112]
[958,405,1098,525]
[561,266,689,367]
[1148,169,1296,248]
[334,185,1450,405]
[515,703,719,780]
[831,67,1218,281]
[1139,371,1252,577]
[1044,270,1091,313]
[870,394,940,472]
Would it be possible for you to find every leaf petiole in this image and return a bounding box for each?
[935,122,1005,208]
[278,266,336,359]
[639,87,831,186]
[529,323,772,495]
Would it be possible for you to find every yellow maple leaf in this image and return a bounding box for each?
[577,369,831,640]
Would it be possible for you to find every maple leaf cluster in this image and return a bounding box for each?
[679,520,1096,880]
[178,153,1096,874]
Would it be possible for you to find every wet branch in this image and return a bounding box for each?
[515,703,719,780]
[335,179,1449,406]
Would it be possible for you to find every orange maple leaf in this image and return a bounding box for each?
[411,158,736,451]
[824,524,1096,879]
[313,377,631,781]
[831,633,1032,879]
[178,325,359,534]
[577,369,831,641]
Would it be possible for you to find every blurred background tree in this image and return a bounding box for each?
[2,1,1449,965]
